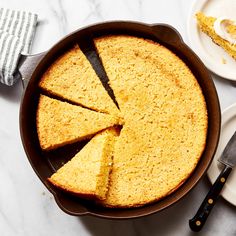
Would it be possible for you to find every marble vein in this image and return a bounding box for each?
[48,0,68,35]
[86,0,104,21]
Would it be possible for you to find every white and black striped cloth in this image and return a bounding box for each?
[0,8,38,86]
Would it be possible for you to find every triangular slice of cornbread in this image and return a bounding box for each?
[36,95,121,151]
[39,45,119,115]
[196,12,236,60]
[48,128,119,200]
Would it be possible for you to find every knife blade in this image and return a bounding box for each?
[189,130,236,232]
[219,130,236,168]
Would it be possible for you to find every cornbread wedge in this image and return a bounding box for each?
[48,128,119,200]
[196,12,236,60]
[95,35,208,207]
[39,45,119,115]
[36,95,121,151]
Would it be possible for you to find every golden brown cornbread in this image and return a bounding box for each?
[95,35,208,207]
[48,128,119,200]
[196,12,236,60]
[37,35,208,208]
[36,95,121,151]
[39,45,120,115]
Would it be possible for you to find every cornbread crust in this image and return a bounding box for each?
[36,95,121,151]
[196,12,236,60]
[48,128,119,200]
[95,35,208,207]
[39,45,120,115]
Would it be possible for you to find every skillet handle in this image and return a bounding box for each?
[54,193,89,216]
[17,52,47,88]
[151,24,184,45]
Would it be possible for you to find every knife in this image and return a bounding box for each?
[189,130,236,232]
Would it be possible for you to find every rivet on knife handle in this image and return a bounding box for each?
[189,165,232,232]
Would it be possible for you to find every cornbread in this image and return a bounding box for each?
[95,35,208,207]
[196,12,236,60]
[38,34,208,208]
[36,95,121,151]
[39,45,120,115]
[48,128,119,200]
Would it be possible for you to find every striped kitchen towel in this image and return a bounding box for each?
[0,8,38,86]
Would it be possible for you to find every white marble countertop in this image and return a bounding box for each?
[0,0,236,235]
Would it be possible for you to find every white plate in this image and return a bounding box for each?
[207,103,236,206]
[187,0,236,81]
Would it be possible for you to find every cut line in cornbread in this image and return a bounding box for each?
[36,95,122,151]
[48,128,119,200]
[39,45,120,115]
[196,12,236,60]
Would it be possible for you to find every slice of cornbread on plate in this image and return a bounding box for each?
[196,12,236,60]
[36,95,121,151]
[39,45,119,115]
[48,128,119,200]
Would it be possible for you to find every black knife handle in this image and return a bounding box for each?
[189,165,232,232]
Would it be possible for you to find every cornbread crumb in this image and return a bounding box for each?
[196,12,236,60]
[36,95,121,151]
[222,57,227,64]
[39,45,120,115]
[48,128,119,200]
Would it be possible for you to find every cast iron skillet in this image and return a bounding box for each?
[19,21,221,219]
